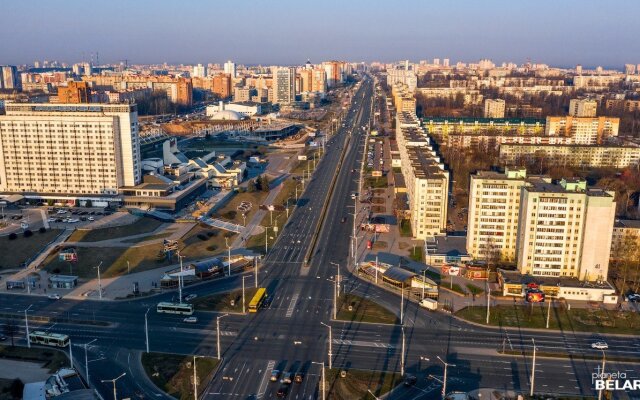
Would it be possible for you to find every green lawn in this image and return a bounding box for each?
[0,229,62,271]
[324,368,402,400]
[337,294,399,324]
[142,352,219,400]
[465,283,485,295]
[0,345,68,373]
[408,246,423,262]
[441,280,465,295]
[365,175,388,189]
[398,220,412,237]
[456,304,640,334]
[67,217,163,242]
[193,288,259,313]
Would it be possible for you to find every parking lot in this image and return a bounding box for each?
[45,207,112,228]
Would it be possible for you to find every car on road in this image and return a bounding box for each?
[48,294,61,300]
[47,217,56,222]
[591,341,608,350]
[88,216,95,221]
[341,216,347,223]
[294,373,303,383]
[20,222,29,229]
[283,372,293,384]
[184,294,197,301]
[263,296,273,307]
[270,370,280,382]
[183,316,198,323]
[404,375,417,386]
[276,386,288,398]
[0,335,6,342]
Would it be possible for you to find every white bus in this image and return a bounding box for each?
[29,331,70,347]
[157,302,194,315]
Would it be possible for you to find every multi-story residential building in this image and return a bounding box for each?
[467,168,536,262]
[311,68,327,93]
[610,219,640,261]
[545,116,619,145]
[212,73,232,99]
[233,86,255,102]
[0,66,20,90]
[423,117,545,142]
[605,99,640,114]
[387,61,417,92]
[396,112,449,239]
[0,103,141,195]
[500,143,640,169]
[192,63,207,78]
[483,99,506,118]
[322,61,345,88]
[224,60,236,78]
[516,178,615,281]
[568,98,598,117]
[416,87,483,106]
[273,67,296,105]
[299,69,313,93]
[57,81,92,103]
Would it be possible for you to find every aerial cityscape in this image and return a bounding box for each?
[1,1,640,399]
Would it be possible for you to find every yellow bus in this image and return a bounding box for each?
[248,288,267,312]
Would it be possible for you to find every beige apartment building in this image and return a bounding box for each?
[396,112,449,239]
[499,143,640,169]
[0,103,141,195]
[516,179,615,281]
[610,219,640,261]
[568,98,598,117]
[545,116,619,145]
[467,168,537,262]
[483,99,506,118]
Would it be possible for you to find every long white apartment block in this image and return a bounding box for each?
[0,103,141,195]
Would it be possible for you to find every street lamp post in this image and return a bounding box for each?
[598,349,606,400]
[225,237,231,276]
[311,361,325,400]
[144,307,151,353]
[400,285,404,325]
[254,257,259,288]
[400,326,405,376]
[546,297,552,329]
[437,356,455,400]
[320,322,332,369]
[101,373,126,400]
[216,314,229,360]
[95,261,103,300]
[242,275,249,314]
[24,304,33,348]
[530,338,536,397]
[84,338,97,385]
[178,252,185,303]
[330,262,340,294]
[422,269,426,300]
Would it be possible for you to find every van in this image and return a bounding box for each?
[419,298,438,311]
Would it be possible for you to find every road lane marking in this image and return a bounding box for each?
[286,292,299,318]
[257,360,276,399]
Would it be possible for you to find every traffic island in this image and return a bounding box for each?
[0,344,68,373]
[141,352,219,400]
[456,304,640,334]
[192,288,259,313]
[323,368,402,400]
[336,294,399,325]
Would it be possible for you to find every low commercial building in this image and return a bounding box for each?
[424,236,472,266]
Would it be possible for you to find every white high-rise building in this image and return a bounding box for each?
[224,60,236,78]
[568,98,598,117]
[0,66,20,89]
[273,67,296,105]
[0,103,141,195]
[192,63,207,78]
[516,179,615,281]
[443,58,450,67]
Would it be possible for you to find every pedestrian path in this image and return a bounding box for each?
[200,217,243,233]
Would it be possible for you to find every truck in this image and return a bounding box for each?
[419,298,438,311]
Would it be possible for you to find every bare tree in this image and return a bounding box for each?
[3,318,18,347]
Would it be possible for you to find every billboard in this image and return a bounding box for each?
[59,249,78,262]
[526,290,545,303]
[442,265,461,276]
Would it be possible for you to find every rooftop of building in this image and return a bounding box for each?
[614,219,640,229]
[524,177,613,197]
[406,147,447,179]
[3,103,136,114]
[498,269,614,290]
[425,235,469,257]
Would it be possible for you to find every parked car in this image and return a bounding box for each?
[183,316,198,323]
[185,294,197,301]
[88,216,95,221]
[591,341,608,350]
[48,294,61,300]
[404,375,417,386]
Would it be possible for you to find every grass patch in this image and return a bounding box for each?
[441,280,465,294]
[142,352,219,400]
[193,288,259,312]
[212,189,270,227]
[121,231,175,244]
[43,244,171,278]
[67,217,163,242]
[337,294,398,324]
[0,345,68,373]
[325,368,402,400]
[178,224,236,261]
[456,304,640,334]
[408,246,423,262]
[424,269,441,282]
[0,229,61,270]
[399,219,412,237]
[465,283,484,295]
[364,175,388,189]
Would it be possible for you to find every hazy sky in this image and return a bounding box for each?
[2,0,638,68]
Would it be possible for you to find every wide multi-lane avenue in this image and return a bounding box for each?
[1,76,639,399]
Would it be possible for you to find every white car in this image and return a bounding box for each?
[591,341,608,350]
[68,218,80,223]
[184,294,197,301]
[183,316,198,323]
[48,294,61,300]
[56,210,67,215]
[88,216,95,221]
[47,217,56,222]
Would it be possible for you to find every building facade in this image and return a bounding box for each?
[499,144,640,169]
[57,81,92,103]
[0,103,141,195]
[545,116,619,145]
[483,99,506,118]
[568,98,597,117]
[273,67,296,105]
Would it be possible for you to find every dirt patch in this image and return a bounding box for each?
[371,197,385,204]
[372,241,387,250]
[371,206,385,213]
